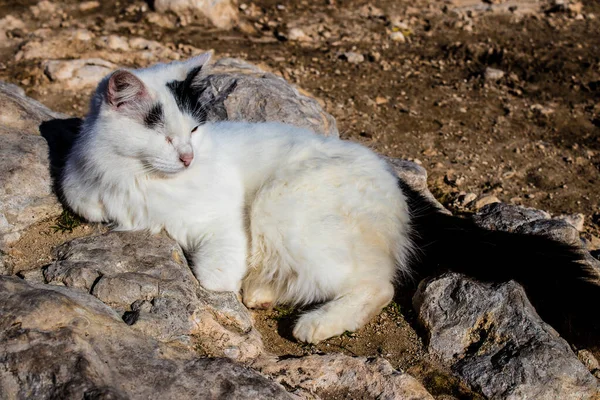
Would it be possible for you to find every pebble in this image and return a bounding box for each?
[287,28,311,42]
[79,1,100,11]
[484,67,505,81]
[343,52,364,64]
[475,195,500,210]
[389,31,406,43]
[460,193,478,206]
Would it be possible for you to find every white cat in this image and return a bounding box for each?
[61,54,411,343]
[62,54,598,344]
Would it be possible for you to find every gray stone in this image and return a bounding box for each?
[256,354,434,400]
[196,58,338,137]
[484,67,505,81]
[473,202,551,232]
[386,158,450,214]
[515,218,581,246]
[413,273,598,399]
[42,231,263,362]
[0,82,65,253]
[0,276,291,400]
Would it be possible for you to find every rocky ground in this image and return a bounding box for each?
[1,0,600,399]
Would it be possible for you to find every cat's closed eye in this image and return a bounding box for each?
[191,126,199,133]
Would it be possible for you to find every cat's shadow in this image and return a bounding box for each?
[39,118,83,201]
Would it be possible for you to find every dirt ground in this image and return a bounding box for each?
[1,0,599,398]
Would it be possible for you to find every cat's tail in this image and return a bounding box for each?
[400,180,600,344]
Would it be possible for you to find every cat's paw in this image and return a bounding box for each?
[292,311,346,344]
[242,286,276,309]
[195,266,241,293]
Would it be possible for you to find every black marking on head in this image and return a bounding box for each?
[167,66,207,124]
[144,103,164,128]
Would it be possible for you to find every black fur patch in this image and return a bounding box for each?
[166,66,207,124]
[144,103,164,128]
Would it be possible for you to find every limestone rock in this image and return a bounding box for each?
[413,273,598,399]
[43,58,117,90]
[196,58,338,137]
[256,354,434,400]
[0,276,291,399]
[42,231,263,362]
[0,83,63,252]
[0,81,65,135]
[154,0,239,29]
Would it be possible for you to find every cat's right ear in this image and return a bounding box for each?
[106,70,148,109]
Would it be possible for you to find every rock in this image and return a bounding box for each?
[516,219,581,246]
[386,158,450,214]
[43,59,117,90]
[473,202,550,232]
[0,276,291,399]
[287,27,312,42]
[0,83,63,252]
[0,15,25,46]
[0,81,65,135]
[390,31,406,43]
[414,273,598,399]
[484,67,505,81]
[153,0,239,29]
[459,192,478,207]
[196,58,338,137]
[256,354,434,399]
[15,30,184,67]
[42,231,264,362]
[79,1,100,11]
[342,51,365,64]
[556,213,585,231]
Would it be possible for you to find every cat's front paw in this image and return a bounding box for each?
[242,285,276,309]
[292,311,347,344]
[194,266,241,293]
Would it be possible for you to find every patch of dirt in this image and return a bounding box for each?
[253,303,483,399]
[5,219,106,275]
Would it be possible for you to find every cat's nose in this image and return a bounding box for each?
[180,152,194,167]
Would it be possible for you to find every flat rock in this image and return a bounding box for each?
[413,273,599,399]
[196,58,338,137]
[0,83,63,253]
[44,58,117,90]
[154,0,239,29]
[0,276,291,399]
[42,231,264,362]
[473,202,551,232]
[256,354,434,400]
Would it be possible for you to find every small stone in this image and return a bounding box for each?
[474,195,500,210]
[78,1,100,11]
[343,52,364,64]
[460,193,478,206]
[389,31,406,43]
[555,213,585,232]
[484,67,505,81]
[375,96,388,105]
[104,35,130,51]
[287,27,311,42]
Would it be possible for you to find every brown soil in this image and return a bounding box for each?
[2,0,600,397]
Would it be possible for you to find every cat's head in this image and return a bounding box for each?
[87,52,213,175]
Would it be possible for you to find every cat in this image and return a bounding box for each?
[61,53,600,344]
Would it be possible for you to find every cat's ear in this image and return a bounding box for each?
[106,70,148,109]
[183,52,213,72]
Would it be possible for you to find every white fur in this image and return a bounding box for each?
[62,57,413,343]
